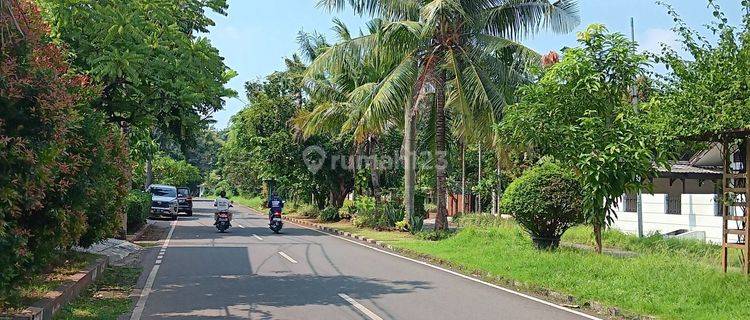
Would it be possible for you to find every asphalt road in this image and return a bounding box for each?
[130,201,598,320]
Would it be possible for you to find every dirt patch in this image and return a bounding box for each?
[135,224,168,242]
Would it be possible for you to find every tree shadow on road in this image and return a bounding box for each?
[142,247,432,319]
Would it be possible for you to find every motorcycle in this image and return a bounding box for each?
[215,202,233,233]
[269,210,283,234]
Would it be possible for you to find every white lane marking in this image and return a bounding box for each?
[155,259,162,264]
[290,222,601,320]
[278,251,298,264]
[238,224,245,228]
[252,234,263,241]
[130,219,177,320]
[339,293,384,320]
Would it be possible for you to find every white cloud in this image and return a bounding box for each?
[639,28,678,54]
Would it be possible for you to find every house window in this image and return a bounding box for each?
[665,193,681,215]
[623,193,638,213]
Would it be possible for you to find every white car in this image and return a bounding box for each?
[149,184,179,220]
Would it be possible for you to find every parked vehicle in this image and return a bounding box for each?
[269,210,283,234]
[177,187,193,216]
[214,198,233,233]
[149,185,178,220]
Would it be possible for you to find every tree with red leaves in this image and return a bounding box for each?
[1,0,130,306]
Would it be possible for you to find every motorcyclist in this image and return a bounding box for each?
[267,191,283,223]
[214,191,232,225]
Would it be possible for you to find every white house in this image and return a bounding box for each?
[611,143,745,244]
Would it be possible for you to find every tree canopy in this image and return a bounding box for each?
[648,1,750,139]
[38,0,237,143]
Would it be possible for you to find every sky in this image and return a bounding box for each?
[205,0,745,129]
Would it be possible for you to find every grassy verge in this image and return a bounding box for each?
[0,251,98,311]
[312,218,749,319]
[54,266,141,320]
[231,195,265,211]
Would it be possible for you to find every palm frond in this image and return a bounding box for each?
[483,0,580,40]
[316,0,420,20]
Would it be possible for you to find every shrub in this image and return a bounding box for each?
[424,203,438,214]
[408,190,427,233]
[352,196,379,228]
[298,204,320,219]
[0,2,130,306]
[341,199,356,220]
[318,207,340,222]
[500,161,584,249]
[383,203,405,227]
[125,190,151,233]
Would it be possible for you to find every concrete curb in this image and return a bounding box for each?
[1,256,109,320]
[283,216,398,253]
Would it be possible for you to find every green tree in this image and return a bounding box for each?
[649,1,750,137]
[296,19,408,207]
[219,66,356,207]
[314,0,580,230]
[499,25,671,253]
[38,0,236,141]
[135,156,203,190]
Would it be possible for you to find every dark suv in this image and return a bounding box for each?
[177,187,193,216]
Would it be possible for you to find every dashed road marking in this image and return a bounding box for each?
[338,293,383,320]
[252,234,263,241]
[278,251,297,264]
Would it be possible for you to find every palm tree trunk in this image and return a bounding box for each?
[434,70,449,231]
[494,157,501,216]
[477,144,482,213]
[404,104,416,224]
[368,138,382,204]
[461,142,466,214]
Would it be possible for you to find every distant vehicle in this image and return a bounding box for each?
[177,187,193,216]
[214,198,233,233]
[149,184,178,220]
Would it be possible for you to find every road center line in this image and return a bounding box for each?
[338,293,384,320]
[278,251,297,264]
[252,234,263,241]
[130,219,177,320]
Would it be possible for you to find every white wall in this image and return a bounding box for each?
[611,178,731,244]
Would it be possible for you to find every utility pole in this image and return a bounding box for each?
[631,17,644,238]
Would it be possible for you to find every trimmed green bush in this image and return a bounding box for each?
[125,190,151,233]
[500,161,584,249]
[318,207,340,222]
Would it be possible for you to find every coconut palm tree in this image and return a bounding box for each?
[313,0,580,230]
[295,19,411,204]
